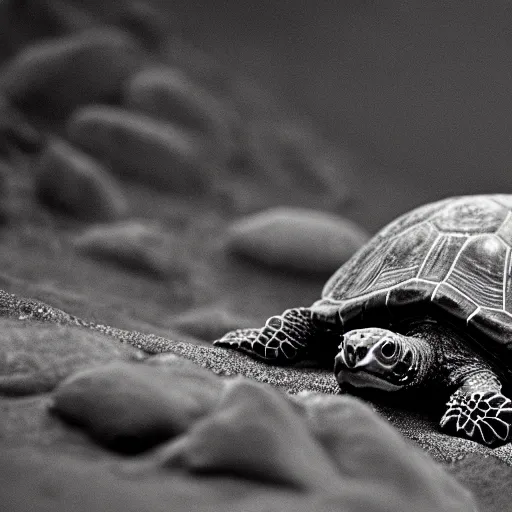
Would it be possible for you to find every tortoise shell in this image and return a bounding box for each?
[312,195,512,361]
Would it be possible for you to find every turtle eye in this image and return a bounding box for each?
[380,339,397,359]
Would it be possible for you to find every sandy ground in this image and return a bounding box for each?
[0,2,510,511]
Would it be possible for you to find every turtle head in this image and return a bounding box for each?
[334,328,425,392]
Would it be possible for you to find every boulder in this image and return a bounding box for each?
[226,207,369,274]
[125,67,237,160]
[52,361,222,453]
[74,220,188,279]
[0,28,145,117]
[68,106,211,193]
[35,138,128,221]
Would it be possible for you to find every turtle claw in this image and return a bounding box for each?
[215,327,281,360]
[213,308,317,364]
[440,390,512,447]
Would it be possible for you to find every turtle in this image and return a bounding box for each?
[214,195,512,447]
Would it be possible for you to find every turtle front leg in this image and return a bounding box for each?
[214,307,330,364]
[440,371,512,447]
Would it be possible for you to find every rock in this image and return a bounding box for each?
[67,105,211,193]
[153,378,341,491]
[0,28,145,117]
[225,207,369,274]
[3,443,474,512]
[171,306,256,341]
[35,138,128,221]
[297,393,477,511]
[52,362,222,453]
[0,319,140,396]
[73,220,188,278]
[125,67,237,160]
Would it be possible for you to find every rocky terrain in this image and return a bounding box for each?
[0,2,509,511]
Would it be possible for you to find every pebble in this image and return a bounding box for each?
[67,105,210,193]
[0,319,139,396]
[125,67,237,159]
[0,28,144,117]
[122,377,476,510]
[4,442,474,512]
[297,393,476,511]
[225,207,369,274]
[35,138,128,221]
[0,286,506,495]
[155,378,341,491]
[73,220,188,279]
[51,362,222,453]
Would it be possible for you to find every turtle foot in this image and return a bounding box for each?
[440,389,512,447]
[214,308,316,364]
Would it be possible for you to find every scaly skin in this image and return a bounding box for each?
[336,321,512,446]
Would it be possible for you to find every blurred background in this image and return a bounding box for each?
[0,4,510,510]
[3,0,512,232]
[117,0,512,228]
[167,0,512,228]
[2,0,512,321]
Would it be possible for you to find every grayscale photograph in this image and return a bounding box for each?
[0,1,509,511]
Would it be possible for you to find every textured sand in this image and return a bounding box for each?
[2,286,512,471]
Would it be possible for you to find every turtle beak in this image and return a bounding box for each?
[336,332,398,369]
[334,329,412,391]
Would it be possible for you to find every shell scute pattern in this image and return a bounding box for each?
[468,310,512,351]
[491,195,512,210]
[431,283,478,323]
[321,197,453,299]
[417,235,466,282]
[385,280,437,323]
[315,195,512,357]
[443,235,507,310]
[496,212,512,246]
[366,223,438,292]
[343,222,439,301]
[431,196,507,233]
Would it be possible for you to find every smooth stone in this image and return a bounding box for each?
[67,105,210,193]
[0,28,144,117]
[297,393,477,512]
[171,306,256,341]
[0,444,440,512]
[226,207,369,274]
[153,378,341,491]
[0,319,140,396]
[35,138,128,221]
[73,220,188,279]
[52,361,223,453]
[125,67,237,160]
